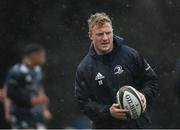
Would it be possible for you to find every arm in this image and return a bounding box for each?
[38,87,49,107]
[3,87,11,122]
[38,87,46,96]
[38,87,52,120]
[75,69,113,122]
[137,55,159,106]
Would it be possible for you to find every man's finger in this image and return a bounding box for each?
[142,101,146,112]
[138,92,147,112]
[112,103,120,108]
[113,108,129,113]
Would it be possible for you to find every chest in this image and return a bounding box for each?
[24,70,43,92]
[88,56,139,102]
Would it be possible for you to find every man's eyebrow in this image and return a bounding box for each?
[96,31,112,35]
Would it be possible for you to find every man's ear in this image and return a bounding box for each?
[88,31,93,41]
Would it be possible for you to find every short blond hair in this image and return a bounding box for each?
[88,12,112,31]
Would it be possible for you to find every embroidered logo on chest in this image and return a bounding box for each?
[114,65,124,75]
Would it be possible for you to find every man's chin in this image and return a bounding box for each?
[100,48,112,54]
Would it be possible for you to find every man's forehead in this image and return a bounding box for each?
[92,23,113,33]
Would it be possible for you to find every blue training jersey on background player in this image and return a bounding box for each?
[5,63,44,123]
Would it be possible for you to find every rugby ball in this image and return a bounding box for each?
[116,85,142,119]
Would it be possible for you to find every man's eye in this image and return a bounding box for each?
[96,33,104,36]
[106,32,111,35]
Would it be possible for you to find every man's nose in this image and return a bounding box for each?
[102,33,108,40]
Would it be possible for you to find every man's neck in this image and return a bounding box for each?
[22,58,35,69]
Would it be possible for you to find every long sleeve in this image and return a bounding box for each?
[137,55,159,106]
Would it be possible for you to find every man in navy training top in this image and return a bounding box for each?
[75,12,158,129]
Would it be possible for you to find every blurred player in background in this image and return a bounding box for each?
[4,44,52,129]
[75,12,158,129]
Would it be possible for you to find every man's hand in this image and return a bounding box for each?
[43,108,52,121]
[110,104,129,120]
[138,92,147,112]
[31,95,49,106]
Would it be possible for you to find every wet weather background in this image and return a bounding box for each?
[0,0,180,128]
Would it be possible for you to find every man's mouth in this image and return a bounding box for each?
[101,42,109,45]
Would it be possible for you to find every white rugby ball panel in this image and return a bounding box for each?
[125,87,143,112]
[117,90,124,109]
[123,91,142,119]
[116,91,122,108]
[128,86,142,102]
